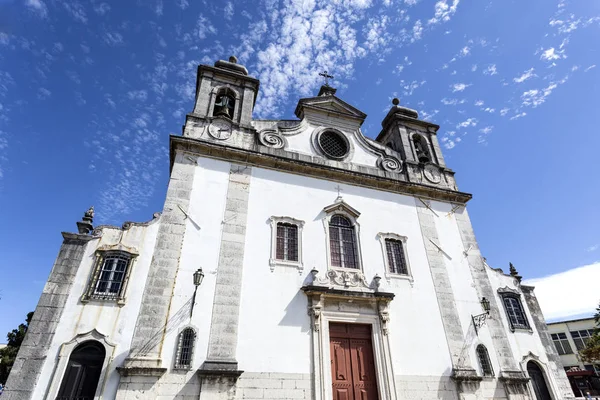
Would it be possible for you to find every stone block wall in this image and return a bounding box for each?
[235,372,312,400]
[116,372,201,400]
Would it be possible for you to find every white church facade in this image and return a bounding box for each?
[5,57,573,400]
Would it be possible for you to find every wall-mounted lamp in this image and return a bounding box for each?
[472,297,491,335]
[190,268,204,318]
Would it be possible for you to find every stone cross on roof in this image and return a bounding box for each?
[319,70,334,87]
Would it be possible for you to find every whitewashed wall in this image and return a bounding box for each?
[33,222,160,399]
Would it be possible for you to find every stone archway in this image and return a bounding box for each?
[56,340,106,399]
[527,361,552,400]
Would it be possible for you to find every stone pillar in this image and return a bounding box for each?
[120,152,196,374]
[522,285,574,399]
[415,198,480,400]
[454,207,531,399]
[198,163,251,398]
[3,233,94,400]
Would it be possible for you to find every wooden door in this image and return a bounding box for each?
[330,323,379,400]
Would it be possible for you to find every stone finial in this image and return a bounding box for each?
[77,206,94,235]
[229,55,238,63]
[509,262,522,283]
[392,97,400,106]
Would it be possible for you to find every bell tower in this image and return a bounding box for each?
[376,98,458,191]
[189,56,260,129]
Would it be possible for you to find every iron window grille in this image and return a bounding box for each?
[276,223,298,262]
[476,345,494,377]
[329,214,359,269]
[82,251,135,304]
[385,239,408,275]
[502,295,530,330]
[174,327,196,370]
[318,131,349,159]
[570,329,595,351]
[551,333,573,355]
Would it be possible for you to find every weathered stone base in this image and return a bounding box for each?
[234,372,312,400]
[115,370,201,400]
[395,375,528,400]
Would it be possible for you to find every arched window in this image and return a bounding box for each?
[329,214,359,269]
[412,134,431,163]
[56,340,105,399]
[213,88,235,119]
[174,327,196,369]
[476,344,494,377]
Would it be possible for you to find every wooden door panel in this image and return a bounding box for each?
[330,323,378,400]
[331,338,354,400]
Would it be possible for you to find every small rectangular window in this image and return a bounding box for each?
[551,332,573,355]
[385,239,408,275]
[502,295,529,330]
[276,223,298,262]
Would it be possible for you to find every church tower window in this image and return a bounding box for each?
[82,249,136,304]
[174,327,196,370]
[412,134,431,163]
[329,214,359,269]
[318,130,350,160]
[501,294,530,330]
[476,344,494,377]
[269,216,304,272]
[213,88,236,119]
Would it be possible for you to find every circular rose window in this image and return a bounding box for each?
[318,130,349,159]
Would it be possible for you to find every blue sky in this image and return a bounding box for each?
[0,0,599,336]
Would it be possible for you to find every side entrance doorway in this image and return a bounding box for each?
[330,322,379,400]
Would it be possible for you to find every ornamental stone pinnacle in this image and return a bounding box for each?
[509,262,523,283]
[76,206,94,235]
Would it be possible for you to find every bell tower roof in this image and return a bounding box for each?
[214,55,249,76]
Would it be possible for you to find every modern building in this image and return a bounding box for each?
[547,317,600,397]
[4,56,574,400]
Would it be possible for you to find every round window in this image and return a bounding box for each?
[318,130,349,159]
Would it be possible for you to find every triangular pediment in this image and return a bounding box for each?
[322,198,361,219]
[295,95,367,124]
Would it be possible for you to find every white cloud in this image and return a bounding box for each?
[37,87,51,99]
[540,47,565,61]
[510,112,527,120]
[224,2,234,20]
[451,82,470,92]
[457,118,477,128]
[428,0,460,25]
[585,65,596,72]
[94,2,110,15]
[521,82,560,108]
[513,67,536,83]
[25,0,48,18]
[500,108,509,116]
[104,32,124,46]
[479,126,493,134]
[474,100,484,106]
[441,98,464,105]
[155,0,163,16]
[63,1,88,24]
[524,263,600,321]
[459,46,470,57]
[483,64,497,75]
[412,20,423,42]
[127,90,148,101]
[586,244,599,252]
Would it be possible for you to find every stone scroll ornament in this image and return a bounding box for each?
[379,156,403,172]
[258,130,286,149]
[310,268,371,289]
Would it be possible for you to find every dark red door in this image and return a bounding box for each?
[330,323,379,400]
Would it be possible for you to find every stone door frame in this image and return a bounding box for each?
[308,294,397,400]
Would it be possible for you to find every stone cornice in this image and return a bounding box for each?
[61,232,97,244]
[170,135,472,204]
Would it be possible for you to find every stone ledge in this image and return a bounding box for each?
[302,285,395,300]
[498,370,530,383]
[116,367,167,377]
[198,360,244,379]
[451,368,483,382]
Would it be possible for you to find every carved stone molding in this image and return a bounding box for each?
[497,286,520,295]
[378,300,391,335]
[379,156,402,172]
[310,268,372,290]
[423,163,441,183]
[308,294,324,332]
[258,129,286,149]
